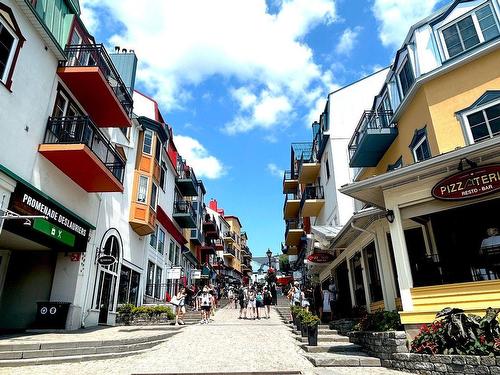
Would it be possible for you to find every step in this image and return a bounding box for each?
[304,352,381,367]
[300,342,362,353]
[294,335,349,343]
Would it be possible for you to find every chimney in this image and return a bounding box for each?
[209,199,218,211]
[218,209,225,216]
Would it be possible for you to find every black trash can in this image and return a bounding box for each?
[34,302,71,329]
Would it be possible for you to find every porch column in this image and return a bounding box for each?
[374,223,396,311]
[388,206,414,311]
[346,257,356,307]
[359,250,372,312]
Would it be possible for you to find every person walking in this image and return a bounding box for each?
[200,286,212,324]
[321,284,332,322]
[238,285,248,319]
[329,279,338,321]
[292,281,302,306]
[228,288,234,309]
[247,287,257,320]
[174,287,187,325]
[256,290,264,319]
[263,286,272,319]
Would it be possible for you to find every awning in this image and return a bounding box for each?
[311,225,343,249]
[330,208,385,250]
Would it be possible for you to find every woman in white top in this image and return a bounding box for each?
[321,286,332,321]
[175,287,187,325]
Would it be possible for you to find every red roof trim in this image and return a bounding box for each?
[157,206,187,245]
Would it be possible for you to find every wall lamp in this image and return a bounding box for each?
[385,209,395,223]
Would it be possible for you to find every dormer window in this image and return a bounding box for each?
[459,91,500,143]
[441,3,499,59]
[409,126,431,162]
[398,59,415,98]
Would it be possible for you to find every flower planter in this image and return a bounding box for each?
[307,324,318,346]
[295,316,301,331]
[301,322,308,337]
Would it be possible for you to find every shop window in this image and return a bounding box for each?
[137,175,148,203]
[440,3,499,59]
[363,242,383,303]
[143,130,153,155]
[410,127,431,162]
[118,266,140,305]
[154,266,162,299]
[387,156,403,171]
[0,4,24,89]
[146,261,154,296]
[386,234,401,298]
[349,253,366,307]
[397,59,415,98]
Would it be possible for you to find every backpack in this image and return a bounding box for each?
[256,293,263,303]
[201,292,211,306]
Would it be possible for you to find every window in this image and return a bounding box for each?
[146,261,155,296]
[398,59,415,98]
[150,182,158,210]
[175,245,180,265]
[466,102,500,142]
[154,266,162,299]
[154,138,161,163]
[137,175,149,203]
[158,228,165,255]
[387,156,403,171]
[325,158,330,180]
[118,265,140,305]
[169,240,175,263]
[0,4,24,89]
[150,225,158,248]
[441,3,500,58]
[143,130,153,155]
[410,127,431,162]
[34,0,73,48]
[160,164,166,191]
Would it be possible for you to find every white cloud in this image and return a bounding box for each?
[372,0,439,48]
[335,27,362,56]
[267,163,285,179]
[174,135,226,179]
[81,0,337,131]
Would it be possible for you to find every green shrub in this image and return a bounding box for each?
[302,312,321,327]
[117,303,135,315]
[411,307,500,355]
[354,310,402,332]
[296,308,309,322]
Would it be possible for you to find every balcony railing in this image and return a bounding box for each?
[44,116,125,183]
[348,110,396,164]
[285,219,302,239]
[224,231,236,241]
[60,44,133,117]
[176,156,198,196]
[225,246,236,257]
[283,170,298,182]
[173,200,197,220]
[300,185,324,206]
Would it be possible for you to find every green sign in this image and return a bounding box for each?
[33,218,75,247]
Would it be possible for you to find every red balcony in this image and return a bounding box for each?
[39,116,125,192]
[57,44,133,128]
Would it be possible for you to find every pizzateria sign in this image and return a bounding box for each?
[432,164,500,201]
[307,252,334,264]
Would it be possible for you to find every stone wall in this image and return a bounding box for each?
[349,331,500,374]
[329,319,356,336]
[349,331,408,360]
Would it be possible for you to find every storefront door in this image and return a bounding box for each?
[0,250,10,301]
[350,253,366,307]
[335,260,352,318]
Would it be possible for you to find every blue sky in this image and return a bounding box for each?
[81,0,448,257]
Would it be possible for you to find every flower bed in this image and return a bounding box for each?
[116,304,175,325]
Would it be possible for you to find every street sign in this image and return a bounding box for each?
[432,164,500,201]
[33,218,75,247]
[307,252,334,264]
[166,267,182,280]
[97,255,116,266]
[192,270,201,279]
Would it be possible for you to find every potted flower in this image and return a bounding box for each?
[303,313,321,346]
[295,308,306,332]
[298,309,309,337]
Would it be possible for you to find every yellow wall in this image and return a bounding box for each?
[358,48,500,181]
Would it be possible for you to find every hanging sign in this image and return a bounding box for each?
[307,252,334,264]
[97,255,116,266]
[432,164,500,201]
[166,267,182,280]
[191,270,201,279]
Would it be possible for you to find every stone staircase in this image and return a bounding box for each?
[274,305,382,368]
[0,327,182,367]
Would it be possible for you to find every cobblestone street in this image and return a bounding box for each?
[0,306,410,375]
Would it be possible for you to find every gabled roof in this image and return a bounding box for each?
[456,90,500,114]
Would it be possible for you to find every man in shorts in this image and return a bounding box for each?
[200,286,212,324]
[238,285,248,319]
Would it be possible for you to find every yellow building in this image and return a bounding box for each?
[224,216,243,274]
[339,0,500,332]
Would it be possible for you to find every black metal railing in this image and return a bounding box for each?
[285,219,302,239]
[173,200,197,220]
[348,110,395,160]
[283,192,300,213]
[60,44,133,117]
[44,116,125,183]
[283,170,298,182]
[176,156,198,187]
[224,231,236,241]
[300,185,325,208]
[225,246,236,257]
[214,238,224,249]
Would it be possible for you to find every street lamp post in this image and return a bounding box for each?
[266,248,272,268]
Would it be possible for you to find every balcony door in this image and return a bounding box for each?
[52,90,83,142]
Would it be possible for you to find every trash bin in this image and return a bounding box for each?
[34,302,71,329]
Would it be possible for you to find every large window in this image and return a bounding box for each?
[441,3,500,58]
[168,240,175,263]
[0,21,16,84]
[363,242,383,303]
[466,102,500,142]
[143,130,153,155]
[398,59,415,98]
[150,182,158,211]
[137,175,149,203]
[118,265,140,305]
[154,266,162,299]
[146,261,155,296]
[150,225,158,248]
[410,127,431,162]
[158,228,165,255]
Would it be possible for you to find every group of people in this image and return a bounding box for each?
[229,283,273,320]
[170,284,218,325]
[287,279,338,321]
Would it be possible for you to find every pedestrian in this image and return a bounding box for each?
[228,288,234,308]
[256,290,264,319]
[174,287,187,325]
[238,285,248,319]
[313,284,322,316]
[321,283,332,322]
[301,287,311,311]
[263,286,272,319]
[329,279,338,321]
[200,286,212,324]
[291,281,301,306]
[247,287,257,319]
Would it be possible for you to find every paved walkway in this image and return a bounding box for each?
[0,306,411,375]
